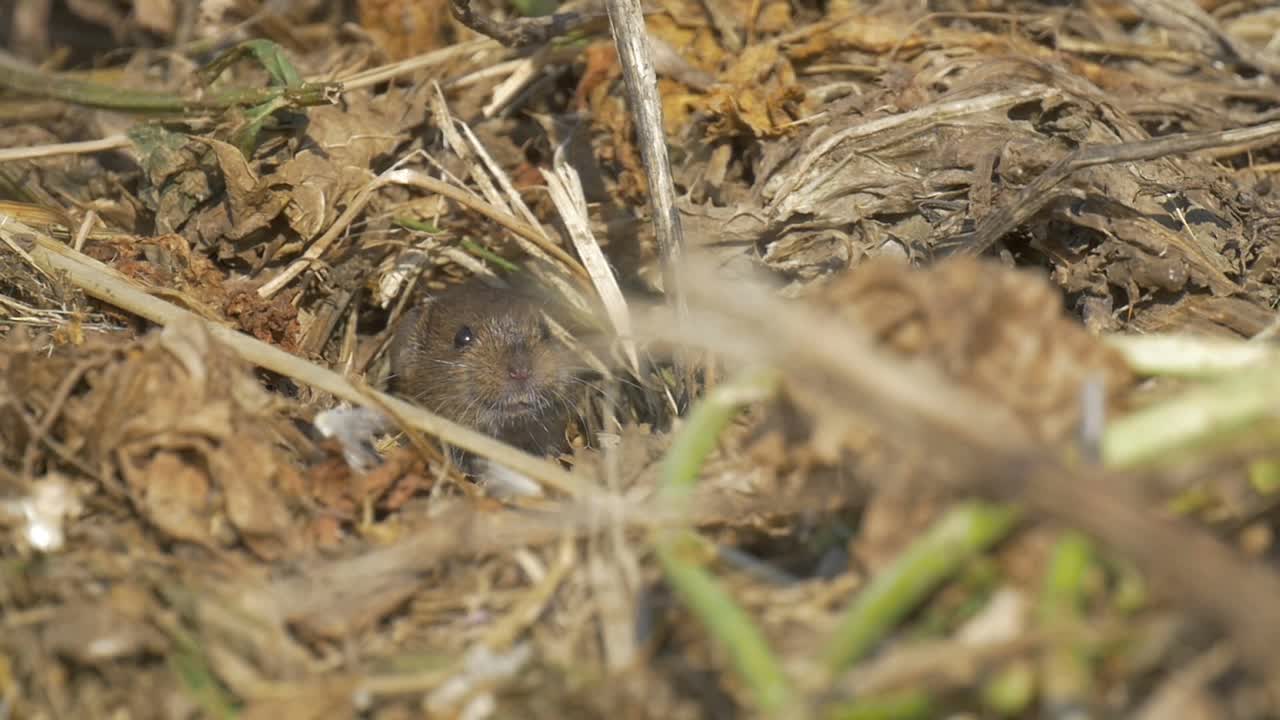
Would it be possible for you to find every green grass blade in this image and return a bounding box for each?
[822,502,1019,674]
[654,367,792,714]
[657,532,795,715]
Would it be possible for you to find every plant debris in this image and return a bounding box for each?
[4,0,1280,717]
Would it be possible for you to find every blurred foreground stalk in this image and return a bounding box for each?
[656,367,793,715]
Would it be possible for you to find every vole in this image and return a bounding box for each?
[389,281,574,472]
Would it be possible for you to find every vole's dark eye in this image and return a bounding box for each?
[538,320,551,341]
[453,325,474,349]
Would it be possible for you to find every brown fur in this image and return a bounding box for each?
[389,281,572,466]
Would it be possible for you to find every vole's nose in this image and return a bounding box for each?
[508,347,533,383]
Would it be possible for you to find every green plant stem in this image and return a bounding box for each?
[981,660,1035,716]
[168,627,240,719]
[660,366,780,502]
[0,53,337,113]
[656,532,794,714]
[823,690,934,720]
[1104,333,1275,378]
[1038,532,1094,708]
[821,503,1019,674]
[461,239,521,272]
[655,367,792,715]
[1102,361,1280,468]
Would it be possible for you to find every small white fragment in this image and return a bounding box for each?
[313,405,394,471]
[1078,374,1107,463]
[426,643,533,714]
[957,588,1027,647]
[458,693,496,720]
[2,474,84,553]
[377,246,434,308]
[476,459,545,499]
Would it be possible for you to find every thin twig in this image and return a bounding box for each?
[20,358,109,481]
[541,153,640,374]
[604,0,691,403]
[335,39,497,90]
[0,135,131,164]
[384,169,588,280]
[255,173,386,298]
[448,0,610,47]
[257,165,589,299]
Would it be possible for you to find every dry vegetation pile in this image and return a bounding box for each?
[3,0,1280,717]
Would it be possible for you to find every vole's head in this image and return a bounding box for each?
[391,282,572,434]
